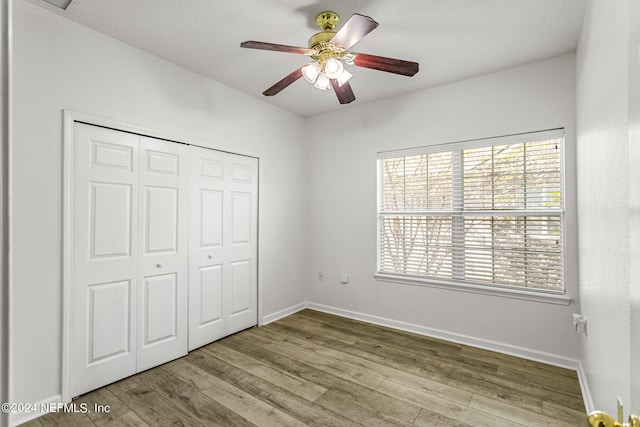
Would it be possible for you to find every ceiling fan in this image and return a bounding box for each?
[240,11,419,105]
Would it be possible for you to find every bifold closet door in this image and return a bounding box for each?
[136,136,189,372]
[70,124,139,397]
[70,124,189,397]
[188,147,258,350]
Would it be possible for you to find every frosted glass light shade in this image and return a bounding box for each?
[337,69,353,87]
[302,62,321,83]
[314,72,331,90]
[324,58,344,79]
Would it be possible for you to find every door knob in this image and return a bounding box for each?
[156,263,163,268]
[588,411,640,427]
[208,254,213,259]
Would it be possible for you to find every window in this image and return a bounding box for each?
[377,129,565,294]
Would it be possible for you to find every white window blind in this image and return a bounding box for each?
[377,129,565,293]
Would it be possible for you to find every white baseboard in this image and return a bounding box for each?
[307,302,580,369]
[305,302,593,413]
[246,300,595,415]
[15,302,593,426]
[576,360,595,414]
[9,394,62,427]
[261,302,307,325]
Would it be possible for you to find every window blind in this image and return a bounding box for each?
[377,129,565,293]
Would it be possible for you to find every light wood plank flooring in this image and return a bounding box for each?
[22,309,586,426]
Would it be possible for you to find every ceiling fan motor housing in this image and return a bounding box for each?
[316,11,339,31]
[309,11,338,49]
[308,31,335,50]
[308,11,347,65]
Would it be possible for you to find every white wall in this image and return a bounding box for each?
[629,0,640,415]
[576,0,634,416]
[20,0,640,421]
[1,0,10,426]
[305,54,581,362]
[9,0,307,420]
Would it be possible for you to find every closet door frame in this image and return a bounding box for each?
[61,110,263,403]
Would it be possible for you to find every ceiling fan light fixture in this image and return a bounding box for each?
[337,69,353,87]
[343,53,356,65]
[240,11,419,104]
[314,72,331,90]
[302,62,321,83]
[324,57,344,79]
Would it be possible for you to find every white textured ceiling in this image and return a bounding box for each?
[31,0,586,117]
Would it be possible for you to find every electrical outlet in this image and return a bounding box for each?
[318,272,324,281]
[572,313,587,335]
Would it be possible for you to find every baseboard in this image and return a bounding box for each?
[9,394,61,427]
[576,360,595,414]
[12,303,592,425]
[261,302,307,325]
[261,301,595,413]
[306,302,581,371]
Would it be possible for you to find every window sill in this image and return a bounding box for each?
[374,273,572,305]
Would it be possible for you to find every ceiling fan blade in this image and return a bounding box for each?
[352,52,419,76]
[330,80,356,104]
[262,67,303,96]
[330,14,379,50]
[241,41,310,55]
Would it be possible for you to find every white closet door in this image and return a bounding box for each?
[225,154,259,335]
[71,123,139,397]
[69,121,259,395]
[188,147,258,350]
[136,137,189,371]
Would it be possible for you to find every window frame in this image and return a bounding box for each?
[375,129,571,305]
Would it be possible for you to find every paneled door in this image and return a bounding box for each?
[69,120,258,397]
[136,137,189,371]
[188,147,258,350]
[70,126,190,397]
[70,123,140,397]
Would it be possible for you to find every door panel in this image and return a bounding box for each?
[230,260,251,315]
[189,148,228,349]
[145,150,179,175]
[92,141,134,170]
[231,191,252,244]
[144,186,178,253]
[71,123,138,398]
[200,189,223,247]
[90,182,133,258]
[137,136,189,371]
[230,163,253,183]
[189,147,258,349]
[87,280,131,363]
[198,264,224,325]
[201,158,224,179]
[226,157,258,336]
[143,273,177,345]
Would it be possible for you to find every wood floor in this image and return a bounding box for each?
[23,309,586,426]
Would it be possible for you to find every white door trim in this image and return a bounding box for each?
[61,110,263,402]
